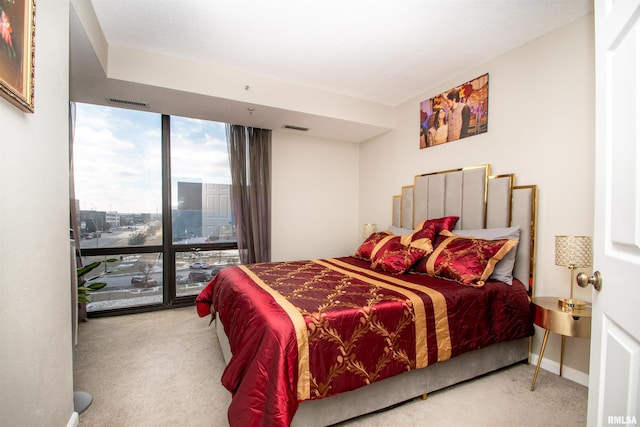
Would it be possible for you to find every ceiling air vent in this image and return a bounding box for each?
[283,124,309,132]
[105,97,149,109]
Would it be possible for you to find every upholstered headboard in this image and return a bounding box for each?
[391,164,537,293]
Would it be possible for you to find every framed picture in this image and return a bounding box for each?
[419,73,488,149]
[0,0,35,112]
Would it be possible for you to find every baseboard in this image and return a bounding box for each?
[529,353,589,387]
[67,412,79,427]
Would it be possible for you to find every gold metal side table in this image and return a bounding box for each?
[530,296,591,391]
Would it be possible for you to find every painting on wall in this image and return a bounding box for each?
[0,0,35,112]
[419,73,488,149]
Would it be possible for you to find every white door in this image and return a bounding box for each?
[589,0,640,425]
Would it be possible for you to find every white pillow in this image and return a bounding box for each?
[453,226,521,284]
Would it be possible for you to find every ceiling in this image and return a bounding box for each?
[70,0,594,142]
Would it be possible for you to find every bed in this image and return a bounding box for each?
[196,164,538,427]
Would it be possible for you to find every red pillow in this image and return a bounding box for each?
[413,216,459,239]
[354,231,392,261]
[400,221,437,253]
[414,230,518,287]
[392,216,458,260]
[370,235,426,275]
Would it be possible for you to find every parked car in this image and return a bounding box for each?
[210,266,225,277]
[131,276,158,287]
[190,261,209,269]
[188,271,210,283]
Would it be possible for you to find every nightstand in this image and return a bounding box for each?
[530,296,592,391]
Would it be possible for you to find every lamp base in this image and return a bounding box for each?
[558,297,586,310]
[73,391,93,414]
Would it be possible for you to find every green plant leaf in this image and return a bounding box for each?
[87,282,107,291]
[76,258,117,278]
[76,259,117,304]
[77,261,103,277]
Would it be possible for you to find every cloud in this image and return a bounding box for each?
[73,103,230,214]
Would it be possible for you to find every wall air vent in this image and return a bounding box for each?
[283,124,309,132]
[105,97,149,109]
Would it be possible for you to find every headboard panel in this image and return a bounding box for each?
[400,186,414,229]
[391,164,537,293]
[392,195,401,228]
[512,185,537,290]
[486,174,514,228]
[413,165,488,230]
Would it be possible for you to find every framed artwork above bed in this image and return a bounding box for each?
[419,73,489,149]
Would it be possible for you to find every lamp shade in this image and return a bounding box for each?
[362,223,377,239]
[555,235,592,268]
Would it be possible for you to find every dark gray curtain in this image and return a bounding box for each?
[226,124,272,264]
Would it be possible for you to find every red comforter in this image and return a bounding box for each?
[196,256,533,427]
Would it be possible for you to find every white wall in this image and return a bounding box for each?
[0,2,75,426]
[360,15,595,381]
[271,131,360,261]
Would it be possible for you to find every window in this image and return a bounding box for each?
[73,104,238,314]
[170,116,235,245]
[74,104,162,249]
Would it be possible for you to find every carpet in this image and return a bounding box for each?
[74,306,588,426]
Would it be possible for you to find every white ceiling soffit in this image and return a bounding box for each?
[70,0,593,142]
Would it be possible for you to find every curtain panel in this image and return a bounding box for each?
[226,124,272,264]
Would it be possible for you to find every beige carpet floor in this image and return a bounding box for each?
[74,306,588,426]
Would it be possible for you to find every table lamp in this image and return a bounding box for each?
[555,235,592,310]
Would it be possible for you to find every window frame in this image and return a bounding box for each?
[77,111,237,317]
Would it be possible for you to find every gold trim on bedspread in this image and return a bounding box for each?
[316,259,453,366]
[334,259,452,361]
[240,259,453,401]
[239,265,312,400]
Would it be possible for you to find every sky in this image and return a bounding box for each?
[73,103,231,214]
